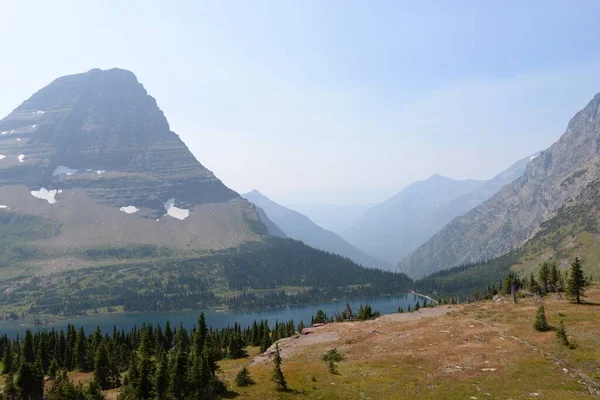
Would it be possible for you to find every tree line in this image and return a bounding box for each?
[0,313,296,400]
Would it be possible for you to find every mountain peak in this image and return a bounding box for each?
[0,69,263,250]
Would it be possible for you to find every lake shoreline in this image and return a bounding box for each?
[0,293,427,338]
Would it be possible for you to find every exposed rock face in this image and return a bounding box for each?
[400,93,600,278]
[0,68,264,249]
[343,153,537,266]
[243,190,392,270]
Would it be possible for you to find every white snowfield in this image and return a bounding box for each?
[34,110,45,114]
[0,205,8,209]
[164,198,189,220]
[17,154,25,163]
[96,170,105,175]
[0,154,5,160]
[31,188,59,204]
[120,205,139,214]
[53,166,78,176]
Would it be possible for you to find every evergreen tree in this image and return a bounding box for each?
[228,333,247,359]
[235,366,254,387]
[567,257,586,304]
[135,330,154,400]
[93,343,112,390]
[556,321,569,347]
[15,362,44,400]
[48,358,59,380]
[74,327,88,371]
[550,263,560,291]
[271,343,287,391]
[529,273,539,293]
[154,351,169,400]
[260,325,271,353]
[168,349,188,400]
[539,262,551,294]
[3,372,18,400]
[21,329,35,364]
[2,342,13,374]
[533,305,550,332]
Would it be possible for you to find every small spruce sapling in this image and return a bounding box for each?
[533,305,550,332]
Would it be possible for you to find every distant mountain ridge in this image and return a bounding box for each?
[400,92,600,278]
[243,190,392,270]
[342,153,538,268]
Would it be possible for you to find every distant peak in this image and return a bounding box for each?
[427,173,451,181]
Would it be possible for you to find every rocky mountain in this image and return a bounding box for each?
[0,68,267,252]
[243,190,392,270]
[0,68,413,317]
[343,154,537,266]
[400,92,600,278]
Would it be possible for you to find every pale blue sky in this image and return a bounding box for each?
[1,1,600,204]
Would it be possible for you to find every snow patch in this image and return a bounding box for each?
[53,165,78,176]
[0,154,5,160]
[120,206,139,214]
[163,198,189,220]
[85,169,92,172]
[1,131,6,135]
[0,205,8,209]
[17,154,24,163]
[530,155,537,161]
[31,188,59,204]
[96,170,105,175]
[34,110,45,114]
[32,125,37,128]
[17,138,21,142]
[10,130,14,134]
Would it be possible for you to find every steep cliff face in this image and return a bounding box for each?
[400,93,600,278]
[0,68,264,250]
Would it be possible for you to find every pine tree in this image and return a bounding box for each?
[155,351,169,400]
[228,333,247,359]
[539,262,551,294]
[260,325,271,353]
[533,305,550,332]
[2,342,13,374]
[3,372,18,400]
[271,343,287,391]
[235,366,254,387]
[94,342,111,389]
[168,349,188,400]
[135,330,154,400]
[48,358,59,380]
[15,362,44,400]
[74,327,88,371]
[567,257,586,304]
[550,263,560,291]
[21,329,35,364]
[556,321,569,347]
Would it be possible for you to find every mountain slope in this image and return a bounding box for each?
[243,190,392,270]
[0,68,265,251]
[343,154,536,266]
[0,68,413,317]
[400,92,600,278]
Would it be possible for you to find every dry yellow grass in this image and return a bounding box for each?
[62,285,600,399]
[219,285,600,399]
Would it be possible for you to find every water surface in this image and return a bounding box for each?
[0,294,425,338]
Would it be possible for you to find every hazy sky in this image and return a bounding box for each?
[2,1,600,205]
